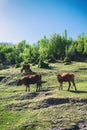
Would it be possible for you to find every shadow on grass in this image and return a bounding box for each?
[69,90,87,94]
[41,80,47,84]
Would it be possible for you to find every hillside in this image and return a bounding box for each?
[0,61,87,130]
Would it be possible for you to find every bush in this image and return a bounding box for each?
[64,56,71,65]
[38,59,49,68]
[15,63,21,68]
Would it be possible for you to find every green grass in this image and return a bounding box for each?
[0,61,87,130]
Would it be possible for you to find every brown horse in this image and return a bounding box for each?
[17,74,42,92]
[21,64,30,73]
[57,73,77,91]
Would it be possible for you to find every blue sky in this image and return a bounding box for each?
[0,0,87,44]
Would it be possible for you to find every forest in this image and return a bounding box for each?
[0,30,87,67]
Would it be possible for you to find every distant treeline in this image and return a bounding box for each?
[0,30,87,67]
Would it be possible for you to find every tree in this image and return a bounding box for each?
[66,42,77,60]
[76,35,84,54]
[38,36,49,60]
[84,36,87,54]
[0,45,6,64]
[49,33,62,59]
[63,29,67,40]
[0,44,16,64]
[16,40,26,53]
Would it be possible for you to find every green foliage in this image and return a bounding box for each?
[15,63,21,68]
[38,58,49,68]
[84,36,87,54]
[65,42,77,61]
[49,33,63,59]
[16,40,26,53]
[76,35,84,54]
[64,56,71,65]
[0,44,16,65]
[1,31,87,65]
[63,29,67,40]
[38,35,49,61]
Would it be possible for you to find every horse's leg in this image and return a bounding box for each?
[59,83,61,90]
[25,86,27,92]
[27,85,30,92]
[38,83,40,91]
[36,83,38,92]
[68,82,71,91]
[59,82,63,90]
[39,81,41,91]
[61,82,63,90]
[72,81,77,91]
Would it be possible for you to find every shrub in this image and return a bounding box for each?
[64,56,71,65]
[15,63,21,68]
[38,59,49,68]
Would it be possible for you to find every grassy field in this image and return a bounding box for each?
[0,61,87,130]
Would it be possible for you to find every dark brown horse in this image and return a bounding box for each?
[21,64,30,73]
[17,74,42,92]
